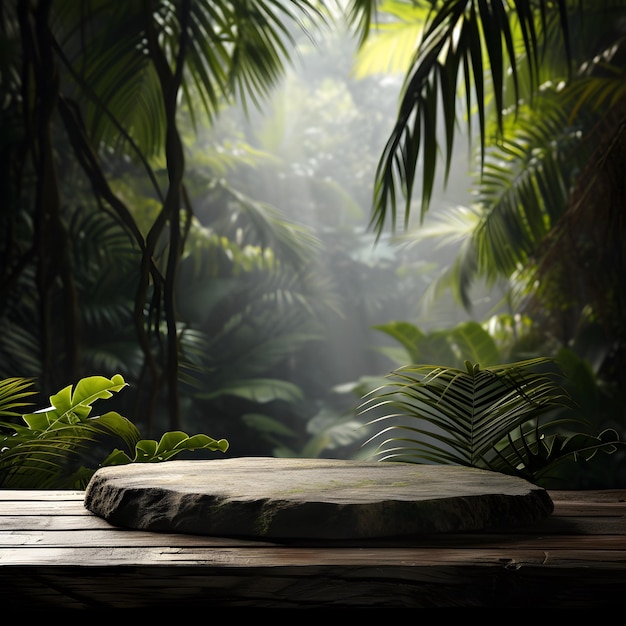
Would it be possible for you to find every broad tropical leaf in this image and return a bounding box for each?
[0,374,228,489]
[102,431,229,465]
[373,319,500,367]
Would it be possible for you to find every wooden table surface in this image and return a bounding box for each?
[1,488,625,608]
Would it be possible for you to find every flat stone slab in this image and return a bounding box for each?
[83,457,553,539]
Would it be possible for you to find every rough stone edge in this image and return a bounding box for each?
[83,461,554,539]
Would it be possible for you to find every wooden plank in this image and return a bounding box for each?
[0,490,84,501]
[3,506,626,531]
[0,529,276,548]
[516,515,626,535]
[0,515,116,531]
[0,489,625,608]
[1,564,624,608]
[552,501,626,516]
[2,528,626,552]
[1,500,93,515]
[0,515,624,539]
[2,544,626,567]
[549,490,626,502]
[2,548,626,609]
[1,489,625,503]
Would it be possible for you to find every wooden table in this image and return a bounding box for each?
[1,488,625,608]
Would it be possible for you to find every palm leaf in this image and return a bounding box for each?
[359,358,620,482]
[366,0,573,236]
[400,92,590,308]
[214,183,322,268]
[55,0,330,144]
[53,1,166,157]
[0,429,100,489]
[0,378,37,418]
[0,416,138,489]
[472,95,589,277]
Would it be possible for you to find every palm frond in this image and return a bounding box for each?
[343,0,379,46]
[0,378,37,418]
[53,0,329,156]
[471,95,585,276]
[53,1,166,157]
[358,357,619,482]
[0,422,118,489]
[399,90,591,308]
[202,1,326,114]
[222,188,322,268]
[368,0,573,236]
[0,320,41,380]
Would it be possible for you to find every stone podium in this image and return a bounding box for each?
[84,457,553,539]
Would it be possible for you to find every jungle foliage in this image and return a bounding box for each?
[0,374,228,489]
[2,1,626,489]
[346,0,626,487]
[0,1,378,458]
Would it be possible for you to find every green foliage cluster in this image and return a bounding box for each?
[0,375,228,489]
[1,1,626,491]
[339,316,625,488]
[343,0,626,489]
[360,358,622,488]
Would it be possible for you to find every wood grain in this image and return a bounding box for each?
[1,487,625,608]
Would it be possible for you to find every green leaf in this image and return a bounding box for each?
[135,439,158,461]
[0,378,37,417]
[155,431,190,455]
[449,321,500,366]
[359,358,623,483]
[373,320,499,368]
[102,431,229,465]
[91,411,142,450]
[196,378,303,404]
[22,375,128,429]
[100,448,134,466]
[372,321,425,363]
[242,413,299,438]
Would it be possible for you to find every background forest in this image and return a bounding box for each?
[2,0,626,489]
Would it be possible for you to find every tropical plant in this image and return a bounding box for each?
[0,0,375,434]
[244,406,365,459]
[362,0,589,230]
[357,0,626,389]
[344,1,626,488]
[192,22,446,456]
[0,378,38,419]
[373,318,502,367]
[341,314,539,406]
[359,358,623,487]
[0,374,228,489]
